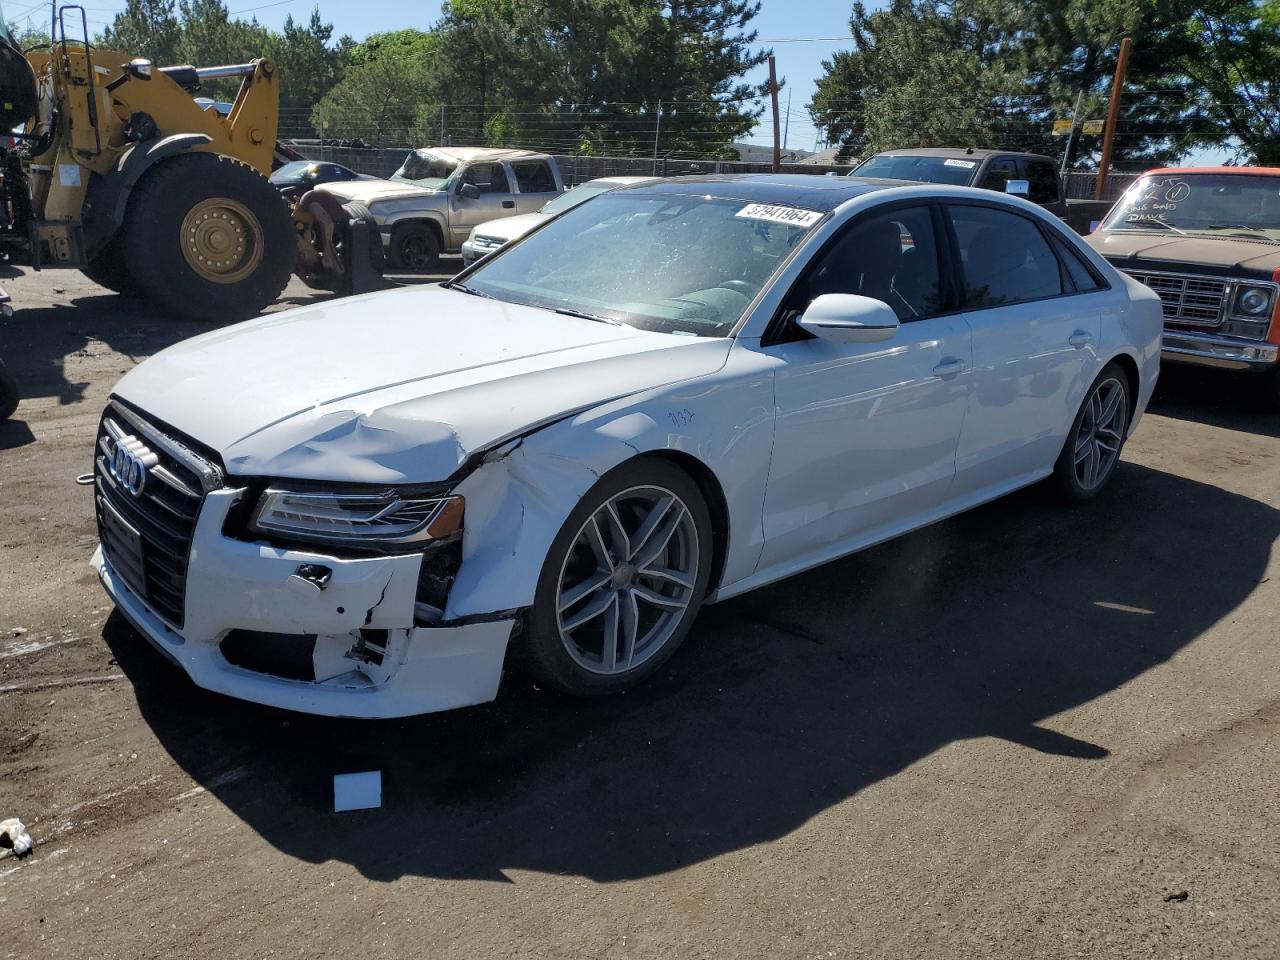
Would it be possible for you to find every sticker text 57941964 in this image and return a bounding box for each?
[735,204,824,228]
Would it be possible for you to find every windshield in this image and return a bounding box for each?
[1101,173,1280,240]
[269,161,312,182]
[461,193,821,337]
[541,182,615,215]
[392,150,458,190]
[852,154,977,186]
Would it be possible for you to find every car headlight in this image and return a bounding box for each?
[249,489,463,546]
[1235,285,1274,317]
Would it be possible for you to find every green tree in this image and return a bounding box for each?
[263,11,348,136]
[100,0,181,65]
[310,31,435,145]
[1171,0,1280,164]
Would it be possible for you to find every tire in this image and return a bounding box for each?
[388,222,440,273]
[518,457,714,697]
[80,239,142,297]
[119,152,295,323]
[1053,362,1131,502]
[1260,368,1280,413]
[0,359,18,422]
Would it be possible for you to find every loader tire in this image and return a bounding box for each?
[0,359,18,422]
[120,152,294,323]
[81,239,142,296]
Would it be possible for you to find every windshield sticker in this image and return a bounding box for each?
[735,203,823,228]
[944,158,977,169]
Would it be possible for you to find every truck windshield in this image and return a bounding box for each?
[851,154,977,186]
[392,150,459,190]
[460,192,821,337]
[1101,173,1280,240]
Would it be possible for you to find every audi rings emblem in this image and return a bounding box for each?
[107,434,158,497]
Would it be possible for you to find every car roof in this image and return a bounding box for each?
[411,146,547,163]
[615,174,896,212]
[1143,166,1280,176]
[867,147,1053,162]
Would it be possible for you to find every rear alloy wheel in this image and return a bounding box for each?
[389,223,440,273]
[1054,363,1130,502]
[521,459,713,696]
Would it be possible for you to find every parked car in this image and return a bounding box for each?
[461,176,654,265]
[90,175,1160,718]
[268,160,370,200]
[852,148,1069,219]
[1086,166,1280,408]
[316,147,565,272]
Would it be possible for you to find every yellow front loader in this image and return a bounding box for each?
[0,4,380,322]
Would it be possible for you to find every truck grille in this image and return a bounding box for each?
[94,402,220,629]
[1124,270,1227,326]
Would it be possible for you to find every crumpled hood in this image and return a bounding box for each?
[112,285,732,484]
[472,212,545,242]
[1088,231,1280,279]
[316,180,441,205]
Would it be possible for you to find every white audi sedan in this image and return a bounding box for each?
[91,176,1162,718]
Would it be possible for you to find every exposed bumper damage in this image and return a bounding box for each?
[92,489,513,719]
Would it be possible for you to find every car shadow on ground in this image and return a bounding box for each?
[104,457,1279,883]
[1149,365,1280,439]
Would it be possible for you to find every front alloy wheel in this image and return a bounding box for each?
[521,459,713,696]
[557,485,700,675]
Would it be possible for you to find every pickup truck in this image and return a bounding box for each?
[317,147,565,272]
[851,148,1070,218]
[1086,166,1280,408]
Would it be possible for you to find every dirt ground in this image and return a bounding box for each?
[1,263,1278,960]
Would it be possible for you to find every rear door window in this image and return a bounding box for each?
[511,160,558,194]
[947,204,1065,307]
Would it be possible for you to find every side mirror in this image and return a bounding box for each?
[797,294,900,344]
[1005,178,1031,197]
[458,182,481,201]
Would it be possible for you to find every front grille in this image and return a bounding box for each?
[94,402,219,629]
[473,235,505,250]
[1124,270,1228,326]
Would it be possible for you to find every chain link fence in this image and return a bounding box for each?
[286,141,1143,201]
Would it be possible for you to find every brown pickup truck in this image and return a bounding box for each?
[1086,166,1280,408]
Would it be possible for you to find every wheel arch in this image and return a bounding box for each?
[641,449,731,599]
[386,215,445,247]
[1105,350,1142,422]
[82,134,215,258]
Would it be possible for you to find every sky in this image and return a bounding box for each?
[26,0,862,151]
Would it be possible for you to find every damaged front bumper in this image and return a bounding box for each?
[92,489,514,719]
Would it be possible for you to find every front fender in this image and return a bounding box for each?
[445,343,778,617]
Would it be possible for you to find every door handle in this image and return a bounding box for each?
[502,200,515,209]
[1069,330,1094,348]
[932,357,964,379]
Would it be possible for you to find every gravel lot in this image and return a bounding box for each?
[1,265,1278,960]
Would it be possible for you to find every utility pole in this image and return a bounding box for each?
[439,105,445,146]
[768,55,781,173]
[1060,88,1084,178]
[1095,36,1132,201]
[652,100,662,176]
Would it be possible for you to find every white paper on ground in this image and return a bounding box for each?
[333,771,382,812]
